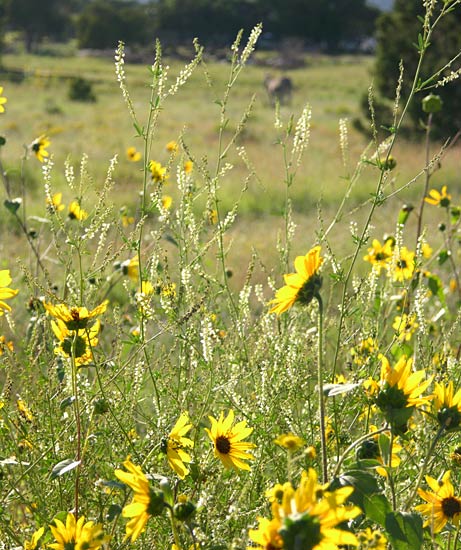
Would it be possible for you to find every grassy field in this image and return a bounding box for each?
[1,47,459,285]
[2,26,461,549]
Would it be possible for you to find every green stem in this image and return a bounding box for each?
[332,425,389,478]
[415,112,433,250]
[315,294,328,483]
[388,429,396,510]
[71,331,82,520]
[404,425,445,510]
[168,507,182,550]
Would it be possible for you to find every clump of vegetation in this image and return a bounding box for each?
[68,76,96,102]
[1,4,461,549]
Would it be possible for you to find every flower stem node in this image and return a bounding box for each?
[173,500,196,521]
[280,513,322,550]
[422,93,443,114]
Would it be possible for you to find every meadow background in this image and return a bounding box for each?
[1,1,461,549]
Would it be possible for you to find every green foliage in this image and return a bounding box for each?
[76,0,152,49]
[68,76,96,102]
[372,0,461,138]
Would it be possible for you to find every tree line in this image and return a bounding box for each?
[0,0,379,52]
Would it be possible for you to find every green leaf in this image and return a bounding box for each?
[107,504,122,521]
[385,511,424,550]
[59,396,75,410]
[4,198,22,214]
[50,459,81,479]
[378,433,391,466]
[363,493,392,528]
[426,273,446,305]
[0,136,6,146]
[331,469,381,511]
[438,249,450,265]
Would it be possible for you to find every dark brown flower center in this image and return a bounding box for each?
[216,435,231,454]
[397,260,407,269]
[441,496,461,518]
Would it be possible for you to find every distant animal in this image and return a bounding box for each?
[263,74,293,105]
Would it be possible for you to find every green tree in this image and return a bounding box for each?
[373,0,461,138]
[77,0,151,49]
[5,0,70,52]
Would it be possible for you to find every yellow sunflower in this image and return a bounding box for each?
[51,318,100,366]
[0,270,18,316]
[115,459,165,542]
[121,256,139,282]
[416,470,461,533]
[44,300,108,330]
[0,86,7,113]
[248,517,283,550]
[357,527,387,550]
[391,246,415,282]
[433,381,461,431]
[425,185,451,207]
[46,192,65,212]
[184,160,193,173]
[376,355,432,430]
[163,411,194,479]
[274,432,305,452]
[24,526,44,550]
[392,313,418,342]
[350,337,377,366]
[257,469,360,550]
[269,246,323,315]
[161,195,173,210]
[206,409,256,471]
[127,146,141,162]
[363,238,394,273]
[166,140,178,154]
[31,135,50,163]
[149,160,168,183]
[68,200,88,221]
[49,512,109,550]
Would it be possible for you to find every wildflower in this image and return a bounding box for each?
[451,447,461,467]
[208,209,218,224]
[68,200,88,221]
[184,160,193,173]
[350,337,377,366]
[248,517,283,550]
[121,213,135,227]
[425,185,451,207]
[391,247,415,282]
[357,527,387,550]
[363,377,379,398]
[127,146,141,162]
[121,256,139,282]
[115,459,165,542]
[392,313,418,342]
[252,469,360,550]
[161,282,176,299]
[149,160,168,183]
[0,335,13,355]
[161,195,173,210]
[49,512,109,550]
[305,446,317,459]
[269,246,323,315]
[433,381,461,431]
[0,86,7,113]
[265,482,293,503]
[166,140,178,154]
[46,192,65,212]
[376,355,432,430]
[363,238,394,273]
[416,471,461,533]
[31,135,50,163]
[356,427,401,477]
[24,527,44,550]
[44,300,108,330]
[206,409,256,471]
[0,270,19,316]
[162,412,194,479]
[17,397,33,421]
[51,318,100,366]
[274,433,305,452]
[421,241,432,259]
